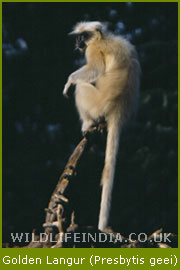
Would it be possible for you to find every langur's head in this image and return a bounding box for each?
[69,21,107,51]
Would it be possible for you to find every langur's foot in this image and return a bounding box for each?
[81,120,95,133]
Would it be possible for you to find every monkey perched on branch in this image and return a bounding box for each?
[63,21,140,231]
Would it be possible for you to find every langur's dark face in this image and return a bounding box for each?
[75,31,93,51]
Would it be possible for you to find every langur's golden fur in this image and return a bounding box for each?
[63,21,140,231]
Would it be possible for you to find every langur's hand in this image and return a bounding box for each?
[63,80,72,98]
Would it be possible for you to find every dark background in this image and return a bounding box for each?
[2,2,178,246]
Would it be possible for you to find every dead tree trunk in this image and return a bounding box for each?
[33,123,106,248]
[21,123,177,248]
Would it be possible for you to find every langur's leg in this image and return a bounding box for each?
[75,82,100,132]
[76,104,95,132]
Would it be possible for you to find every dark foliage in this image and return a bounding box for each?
[2,2,178,246]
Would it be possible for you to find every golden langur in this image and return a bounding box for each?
[63,21,140,231]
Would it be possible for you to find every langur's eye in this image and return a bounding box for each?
[80,31,90,40]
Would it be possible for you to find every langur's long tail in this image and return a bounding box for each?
[98,113,121,231]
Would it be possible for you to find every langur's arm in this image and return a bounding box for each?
[63,52,105,97]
